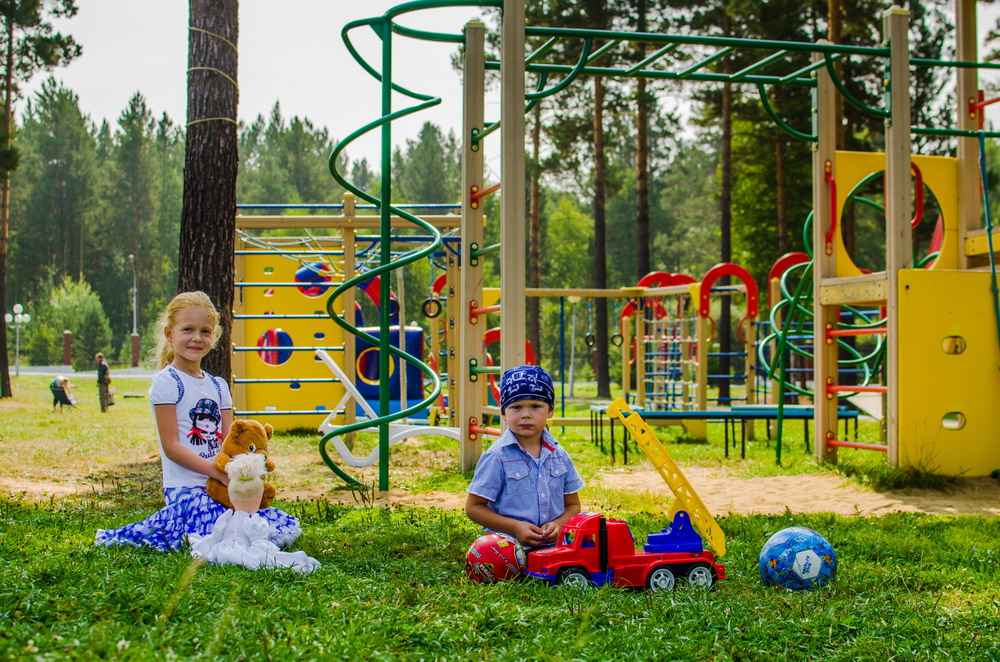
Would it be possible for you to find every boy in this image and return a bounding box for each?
[465,365,584,548]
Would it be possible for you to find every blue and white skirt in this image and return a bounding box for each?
[95,486,302,552]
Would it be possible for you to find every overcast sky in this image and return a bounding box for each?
[21,1,1000,170]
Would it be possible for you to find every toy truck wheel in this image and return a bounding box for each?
[685,563,714,588]
[557,567,592,588]
[646,566,676,592]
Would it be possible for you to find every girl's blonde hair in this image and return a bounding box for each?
[152,291,223,369]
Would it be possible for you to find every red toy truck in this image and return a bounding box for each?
[525,510,726,591]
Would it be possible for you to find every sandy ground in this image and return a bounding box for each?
[594,466,1000,517]
[4,463,999,517]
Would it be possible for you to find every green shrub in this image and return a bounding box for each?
[47,277,112,371]
[27,325,62,365]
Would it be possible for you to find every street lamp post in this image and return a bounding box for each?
[129,254,139,367]
[4,304,31,377]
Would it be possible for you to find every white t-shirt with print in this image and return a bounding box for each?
[149,366,232,488]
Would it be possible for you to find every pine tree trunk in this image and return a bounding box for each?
[635,0,650,279]
[528,103,542,365]
[718,20,733,404]
[178,0,238,382]
[0,14,14,399]
[776,137,788,254]
[593,75,610,399]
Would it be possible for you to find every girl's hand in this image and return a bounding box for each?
[212,467,231,487]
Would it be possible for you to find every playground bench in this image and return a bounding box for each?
[589,404,860,462]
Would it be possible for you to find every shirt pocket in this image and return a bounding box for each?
[502,460,531,496]
[546,456,568,479]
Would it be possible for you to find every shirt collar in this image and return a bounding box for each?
[494,427,560,456]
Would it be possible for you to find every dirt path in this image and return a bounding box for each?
[595,466,1000,517]
[5,465,998,517]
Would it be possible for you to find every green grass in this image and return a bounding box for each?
[1,495,998,660]
[3,374,998,659]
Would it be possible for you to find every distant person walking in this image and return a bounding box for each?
[95,353,111,412]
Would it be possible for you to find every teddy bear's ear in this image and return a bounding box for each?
[229,419,247,436]
[264,423,274,440]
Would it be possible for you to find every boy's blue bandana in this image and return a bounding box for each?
[499,365,555,413]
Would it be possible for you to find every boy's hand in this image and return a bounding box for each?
[540,520,562,543]
[512,521,544,547]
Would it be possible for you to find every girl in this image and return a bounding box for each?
[96,291,301,552]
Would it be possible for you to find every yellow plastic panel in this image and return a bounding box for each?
[482,287,501,307]
[834,151,959,277]
[237,245,346,431]
[898,269,1000,476]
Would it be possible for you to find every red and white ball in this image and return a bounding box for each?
[465,533,527,584]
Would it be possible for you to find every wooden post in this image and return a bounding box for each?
[956,0,980,270]
[232,232,246,411]
[693,284,708,412]
[812,43,839,463]
[500,0,526,370]
[620,314,632,405]
[768,277,782,437]
[883,6,911,467]
[636,299,647,407]
[459,21,486,471]
[446,247,461,429]
[342,193,357,442]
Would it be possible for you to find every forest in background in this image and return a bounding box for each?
[5,0,1000,378]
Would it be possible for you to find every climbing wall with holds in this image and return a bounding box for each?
[898,269,1000,476]
[233,237,348,431]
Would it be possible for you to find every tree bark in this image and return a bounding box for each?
[593,75,610,399]
[776,137,788,254]
[0,13,14,398]
[718,11,733,404]
[635,0,650,279]
[178,0,238,382]
[528,103,542,365]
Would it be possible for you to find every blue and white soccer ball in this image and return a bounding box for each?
[758,526,838,591]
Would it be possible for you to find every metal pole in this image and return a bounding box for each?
[378,16,392,492]
[14,317,20,377]
[559,296,565,431]
[129,254,139,367]
[569,300,577,397]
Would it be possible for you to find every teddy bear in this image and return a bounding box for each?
[206,419,277,510]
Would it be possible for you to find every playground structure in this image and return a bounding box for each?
[230,1,999,488]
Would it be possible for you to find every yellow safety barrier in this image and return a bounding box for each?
[605,398,726,556]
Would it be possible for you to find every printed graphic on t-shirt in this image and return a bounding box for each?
[188,397,222,458]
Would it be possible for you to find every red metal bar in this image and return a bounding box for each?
[827,384,887,394]
[970,92,1000,112]
[469,302,501,326]
[468,417,502,440]
[826,437,888,452]
[472,304,501,316]
[826,326,887,337]
[470,183,501,208]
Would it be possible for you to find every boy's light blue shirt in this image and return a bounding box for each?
[467,427,584,529]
